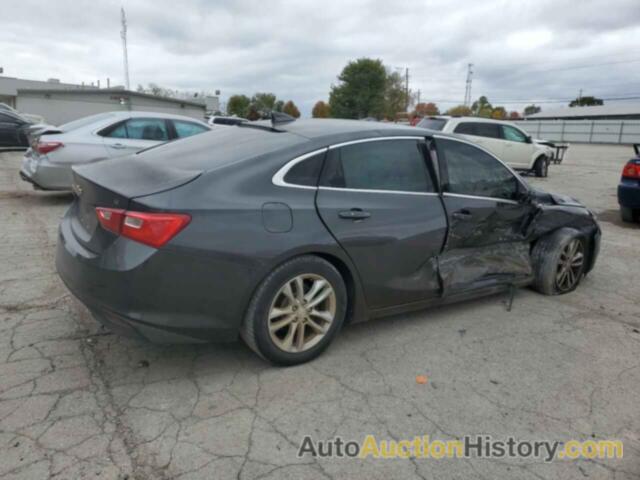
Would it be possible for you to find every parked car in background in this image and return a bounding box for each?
[618,144,640,222]
[207,115,247,127]
[0,102,45,124]
[416,116,553,177]
[56,118,600,365]
[20,111,211,190]
[0,110,33,150]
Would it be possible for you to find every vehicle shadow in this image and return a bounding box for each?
[594,208,640,229]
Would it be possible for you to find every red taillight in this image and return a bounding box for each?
[622,161,640,179]
[95,207,190,248]
[35,141,64,154]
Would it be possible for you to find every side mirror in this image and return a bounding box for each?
[526,135,533,144]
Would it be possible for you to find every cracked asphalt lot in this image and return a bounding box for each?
[1,145,639,479]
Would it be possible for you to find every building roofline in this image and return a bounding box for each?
[16,87,206,108]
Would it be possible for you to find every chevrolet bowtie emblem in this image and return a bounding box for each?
[72,183,83,196]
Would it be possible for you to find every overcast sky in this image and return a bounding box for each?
[2,0,640,115]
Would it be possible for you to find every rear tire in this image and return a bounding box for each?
[620,206,635,223]
[240,256,347,365]
[531,228,587,295]
[534,156,548,177]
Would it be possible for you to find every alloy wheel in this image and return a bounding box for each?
[555,239,584,292]
[268,274,337,353]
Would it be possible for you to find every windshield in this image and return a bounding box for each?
[417,118,447,131]
[59,112,116,131]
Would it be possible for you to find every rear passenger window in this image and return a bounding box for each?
[454,122,501,139]
[126,119,169,141]
[321,139,434,193]
[283,151,325,186]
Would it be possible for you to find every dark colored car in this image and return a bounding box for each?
[618,144,640,223]
[0,110,31,150]
[56,118,600,365]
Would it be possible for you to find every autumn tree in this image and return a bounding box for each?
[569,96,603,107]
[414,102,440,117]
[524,104,541,116]
[445,105,472,116]
[491,106,507,119]
[312,101,331,118]
[509,111,521,120]
[246,104,261,121]
[283,100,301,118]
[227,94,251,117]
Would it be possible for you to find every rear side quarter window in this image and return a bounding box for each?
[282,151,326,187]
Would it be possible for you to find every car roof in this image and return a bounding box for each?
[429,115,517,127]
[272,118,421,140]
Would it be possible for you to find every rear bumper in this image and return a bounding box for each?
[618,181,640,209]
[55,208,242,343]
[20,154,73,191]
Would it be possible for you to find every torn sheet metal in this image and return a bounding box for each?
[438,242,532,293]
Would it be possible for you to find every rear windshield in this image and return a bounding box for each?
[59,112,116,132]
[417,118,447,131]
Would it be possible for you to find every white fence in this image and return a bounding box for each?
[514,120,640,144]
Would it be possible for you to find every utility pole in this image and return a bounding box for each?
[416,89,421,106]
[120,7,130,90]
[405,68,410,112]
[578,88,583,105]
[464,63,474,107]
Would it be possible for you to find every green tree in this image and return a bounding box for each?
[312,101,331,118]
[227,94,251,117]
[384,70,409,120]
[471,96,493,117]
[283,100,301,118]
[274,100,285,112]
[329,58,387,119]
[569,96,603,107]
[524,104,541,116]
[252,92,277,117]
[445,105,472,116]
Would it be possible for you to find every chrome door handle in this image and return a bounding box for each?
[109,143,126,149]
[339,208,371,220]
[452,209,472,220]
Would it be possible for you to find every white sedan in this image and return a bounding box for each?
[20,111,211,190]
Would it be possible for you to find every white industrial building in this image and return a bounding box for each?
[526,103,640,120]
[1,75,210,125]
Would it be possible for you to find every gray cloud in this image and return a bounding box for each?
[1,0,639,115]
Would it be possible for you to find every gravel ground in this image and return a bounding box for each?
[0,144,639,479]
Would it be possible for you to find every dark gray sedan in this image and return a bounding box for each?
[56,118,600,365]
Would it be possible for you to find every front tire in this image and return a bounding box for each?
[240,256,347,365]
[534,156,548,177]
[620,206,635,223]
[531,228,587,295]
